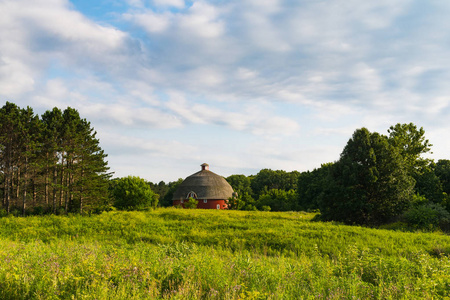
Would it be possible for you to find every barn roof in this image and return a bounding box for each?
[172,163,234,200]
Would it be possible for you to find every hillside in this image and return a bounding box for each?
[1,209,449,299]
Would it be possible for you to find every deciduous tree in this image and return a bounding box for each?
[112,176,158,210]
[321,128,414,225]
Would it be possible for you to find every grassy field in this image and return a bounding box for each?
[0,209,449,299]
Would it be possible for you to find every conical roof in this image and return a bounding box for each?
[172,164,234,200]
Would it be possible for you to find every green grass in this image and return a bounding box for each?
[0,209,450,299]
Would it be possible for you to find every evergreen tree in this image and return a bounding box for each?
[0,102,21,213]
[17,106,41,215]
[41,107,64,213]
[74,118,111,213]
[0,102,111,215]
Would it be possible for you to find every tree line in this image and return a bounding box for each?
[2,101,449,231]
[117,122,450,230]
[0,102,111,215]
[220,123,450,230]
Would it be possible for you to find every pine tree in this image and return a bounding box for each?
[0,102,21,213]
[41,107,64,213]
[17,106,41,215]
[0,102,112,215]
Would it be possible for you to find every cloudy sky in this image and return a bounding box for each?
[1,0,450,182]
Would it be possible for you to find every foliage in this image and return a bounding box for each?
[251,169,300,197]
[226,174,253,197]
[228,192,257,210]
[159,179,183,207]
[148,180,174,206]
[297,163,333,211]
[435,159,450,195]
[111,176,158,210]
[257,189,297,211]
[403,203,450,231]
[0,210,450,299]
[227,171,300,211]
[321,128,415,225]
[387,122,432,176]
[413,162,445,204]
[0,102,111,215]
[184,197,198,209]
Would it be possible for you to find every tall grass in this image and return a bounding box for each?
[0,209,449,299]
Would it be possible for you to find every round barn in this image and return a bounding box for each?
[172,163,235,209]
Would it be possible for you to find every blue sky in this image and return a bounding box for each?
[1,0,450,182]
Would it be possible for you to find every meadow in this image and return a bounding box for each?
[0,209,449,299]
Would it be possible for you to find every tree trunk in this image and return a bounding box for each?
[5,173,10,214]
[32,178,37,206]
[69,170,73,213]
[60,162,65,213]
[15,165,20,200]
[22,157,28,216]
[80,168,84,214]
[2,175,6,207]
[53,166,57,214]
[45,156,49,206]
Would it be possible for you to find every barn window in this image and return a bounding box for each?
[186,191,197,199]
[203,199,207,203]
[216,204,220,209]
[181,199,184,203]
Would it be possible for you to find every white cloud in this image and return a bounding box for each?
[164,92,299,137]
[0,57,36,96]
[251,116,300,137]
[2,0,450,181]
[153,0,185,9]
[422,97,450,117]
[125,11,171,33]
[243,0,281,15]
[178,1,224,39]
[351,62,383,94]
[16,0,129,58]
[0,0,140,100]
[186,67,224,87]
[236,68,258,80]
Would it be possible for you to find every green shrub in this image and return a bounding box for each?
[184,197,198,209]
[403,203,450,231]
[261,205,271,211]
[111,176,159,210]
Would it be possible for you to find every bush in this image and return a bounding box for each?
[111,176,159,210]
[261,205,271,211]
[184,197,198,209]
[403,203,450,231]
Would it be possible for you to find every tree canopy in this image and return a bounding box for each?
[111,176,158,210]
[0,102,111,215]
[387,123,432,176]
[3,105,448,231]
[320,128,415,225]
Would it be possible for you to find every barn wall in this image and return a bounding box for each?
[173,199,228,209]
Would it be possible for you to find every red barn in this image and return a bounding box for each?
[172,163,235,209]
